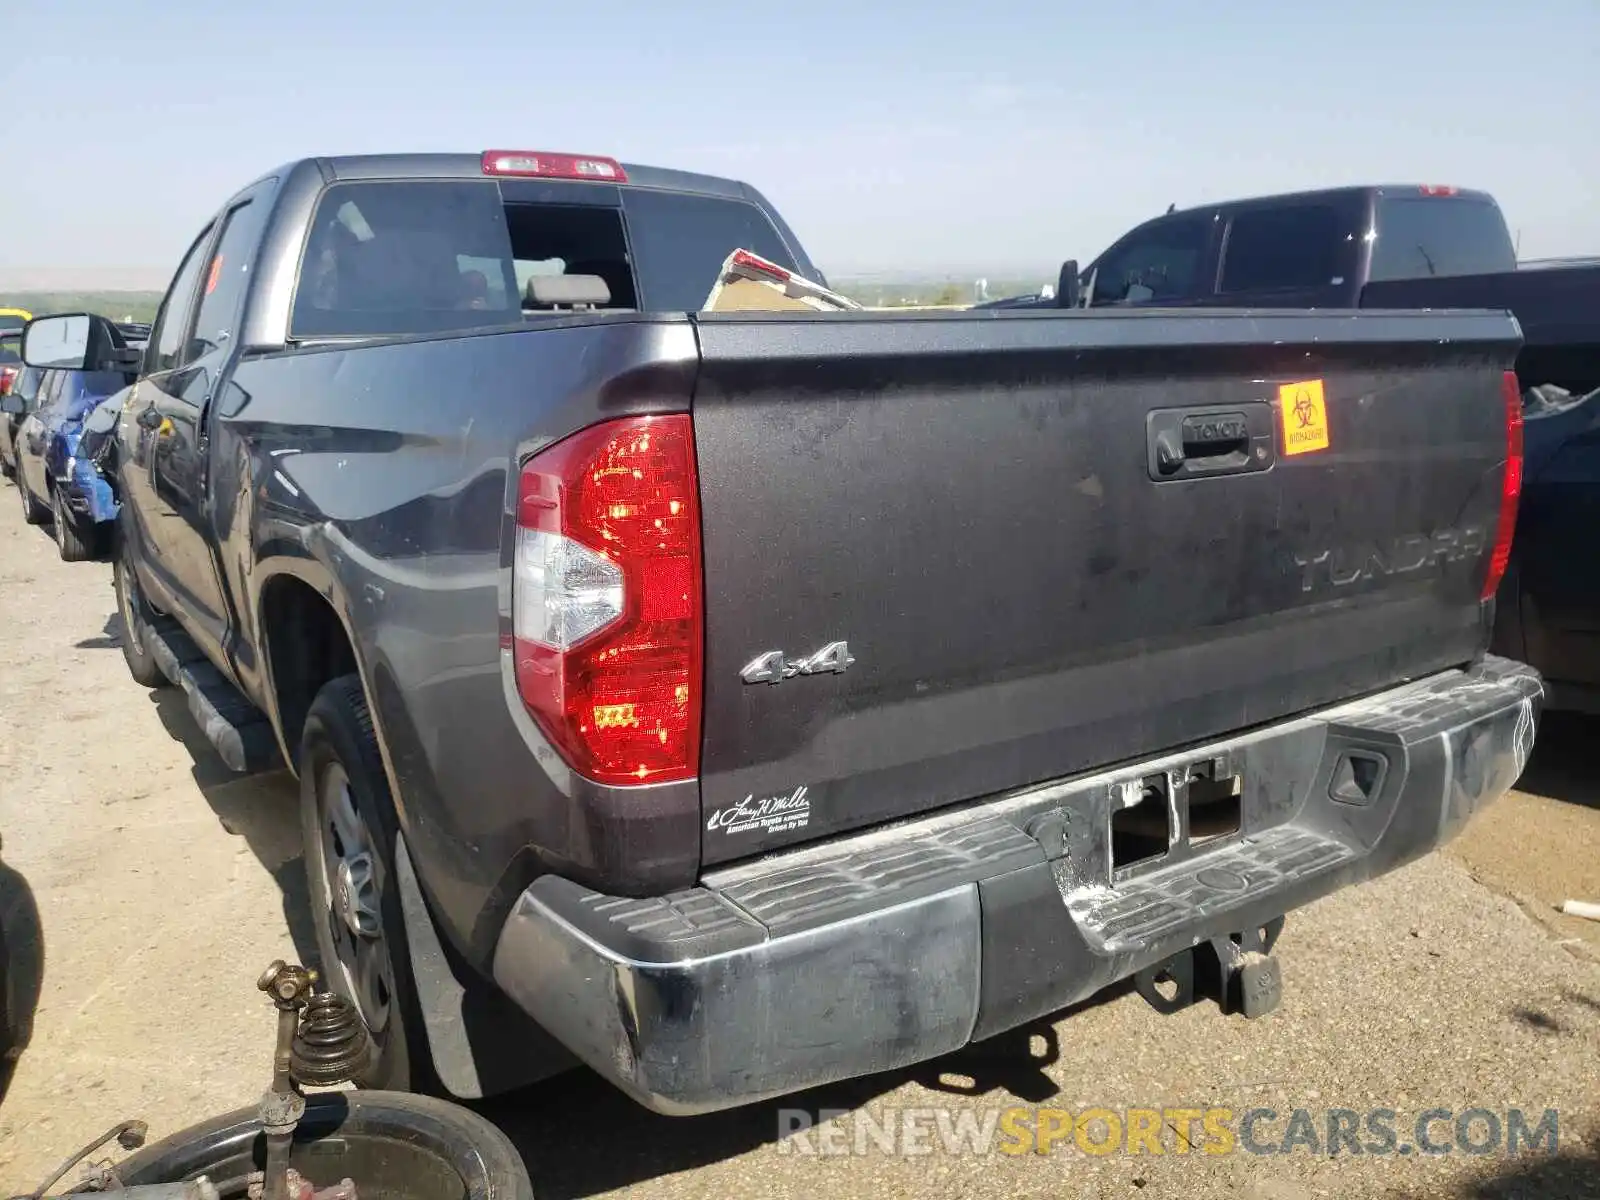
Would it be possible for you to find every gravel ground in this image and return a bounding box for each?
[1,494,1596,1199]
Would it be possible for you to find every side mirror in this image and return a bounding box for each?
[0,393,23,416]
[1056,260,1081,309]
[22,313,93,369]
[22,312,135,374]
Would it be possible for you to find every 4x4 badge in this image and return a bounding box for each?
[740,641,855,685]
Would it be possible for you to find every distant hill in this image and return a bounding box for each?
[0,291,164,323]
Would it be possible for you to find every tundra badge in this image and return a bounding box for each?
[740,641,855,685]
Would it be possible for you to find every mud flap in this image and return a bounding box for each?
[394,834,575,1099]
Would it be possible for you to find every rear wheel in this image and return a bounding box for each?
[113,526,169,688]
[17,472,46,525]
[51,487,95,562]
[300,674,437,1095]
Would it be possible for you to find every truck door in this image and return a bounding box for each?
[128,222,214,608]
[140,191,270,660]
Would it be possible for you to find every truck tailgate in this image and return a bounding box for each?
[690,308,1522,862]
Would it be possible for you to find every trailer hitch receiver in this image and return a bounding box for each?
[1134,917,1285,1019]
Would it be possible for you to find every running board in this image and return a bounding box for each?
[145,619,282,774]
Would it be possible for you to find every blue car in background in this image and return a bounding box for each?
[9,365,130,560]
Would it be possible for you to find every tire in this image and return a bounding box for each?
[113,525,169,689]
[52,487,95,562]
[113,1090,534,1200]
[300,674,438,1095]
[17,473,46,525]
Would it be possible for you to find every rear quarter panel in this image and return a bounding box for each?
[214,318,703,963]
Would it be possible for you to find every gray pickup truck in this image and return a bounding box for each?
[21,150,1541,1115]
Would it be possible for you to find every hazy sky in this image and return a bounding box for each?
[3,0,1597,288]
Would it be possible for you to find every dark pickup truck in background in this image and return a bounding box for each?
[992,184,1600,714]
[21,153,1541,1114]
[1071,184,1600,396]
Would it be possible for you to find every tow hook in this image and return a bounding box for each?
[1134,916,1285,1019]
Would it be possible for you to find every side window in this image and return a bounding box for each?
[14,367,42,403]
[1089,217,1210,304]
[1219,205,1353,294]
[35,371,61,414]
[191,200,270,358]
[148,225,216,373]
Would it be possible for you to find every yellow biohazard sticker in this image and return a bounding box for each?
[1278,379,1329,456]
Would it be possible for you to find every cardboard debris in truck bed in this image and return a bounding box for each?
[701,249,863,313]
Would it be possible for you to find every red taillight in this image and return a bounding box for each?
[0,367,15,396]
[1482,370,1524,601]
[481,149,628,183]
[512,414,702,785]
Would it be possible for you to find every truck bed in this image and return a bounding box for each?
[1363,262,1600,395]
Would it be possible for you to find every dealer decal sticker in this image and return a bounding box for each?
[707,785,811,835]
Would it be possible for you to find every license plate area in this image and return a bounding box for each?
[1110,754,1243,882]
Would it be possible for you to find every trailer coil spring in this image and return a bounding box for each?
[290,992,372,1087]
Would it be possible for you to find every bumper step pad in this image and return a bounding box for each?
[1071,826,1353,953]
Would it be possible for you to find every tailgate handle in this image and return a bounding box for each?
[1147,405,1273,482]
[1180,414,1250,463]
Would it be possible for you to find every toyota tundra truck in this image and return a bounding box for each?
[19,150,1541,1114]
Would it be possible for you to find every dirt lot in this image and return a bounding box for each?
[1,494,1597,1199]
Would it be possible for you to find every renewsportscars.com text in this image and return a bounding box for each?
[776,1106,1562,1158]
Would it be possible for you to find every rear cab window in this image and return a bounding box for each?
[0,333,19,364]
[1370,195,1516,281]
[289,178,801,339]
[620,188,800,312]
